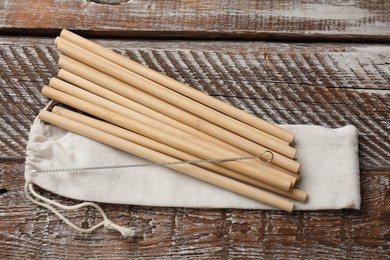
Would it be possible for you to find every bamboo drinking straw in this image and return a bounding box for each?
[38,110,294,212]
[58,69,286,154]
[55,38,296,159]
[57,55,300,173]
[55,35,289,147]
[52,106,307,202]
[57,69,299,179]
[41,86,292,191]
[58,68,287,147]
[49,78,297,185]
[59,29,294,143]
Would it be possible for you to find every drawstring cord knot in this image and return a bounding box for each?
[24,182,135,238]
[103,220,135,237]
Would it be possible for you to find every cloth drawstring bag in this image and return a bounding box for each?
[24,102,361,237]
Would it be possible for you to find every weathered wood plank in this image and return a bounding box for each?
[1,37,389,171]
[0,162,389,259]
[1,0,389,41]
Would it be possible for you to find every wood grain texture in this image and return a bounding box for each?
[1,0,389,41]
[0,162,389,259]
[2,2,390,257]
[1,36,389,258]
[0,37,389,171]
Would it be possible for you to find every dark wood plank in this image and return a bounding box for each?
[1,0,389,41]
[0,162,389,259]
[1,37,389,171]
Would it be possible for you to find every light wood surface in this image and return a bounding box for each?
[1,0,389,41]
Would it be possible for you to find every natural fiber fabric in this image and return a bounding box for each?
[25,118,361,210]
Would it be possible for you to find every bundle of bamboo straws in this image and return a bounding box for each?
[38,29,307,212]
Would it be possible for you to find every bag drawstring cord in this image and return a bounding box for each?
[24,182,135,238]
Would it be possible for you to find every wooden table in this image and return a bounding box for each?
[1,1,389,258]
